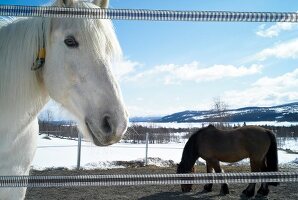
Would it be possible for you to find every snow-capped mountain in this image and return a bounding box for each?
[157,102,298,123]
[39,101,298,123]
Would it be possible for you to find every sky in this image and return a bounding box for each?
[1,0,298,117]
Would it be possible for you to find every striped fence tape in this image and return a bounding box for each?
[0,172,297,188]
[0,5,298,22]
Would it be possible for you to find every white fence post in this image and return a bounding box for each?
[77,132,82,170]
[145,132,149,166]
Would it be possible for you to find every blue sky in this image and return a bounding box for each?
[2,0,298,117]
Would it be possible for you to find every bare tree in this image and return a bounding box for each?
[211,97,230,128]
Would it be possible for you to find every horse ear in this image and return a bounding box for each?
[93,0,109,8]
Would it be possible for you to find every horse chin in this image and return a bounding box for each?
[85,120,117,146]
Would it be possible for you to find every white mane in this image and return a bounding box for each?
[0,17,48,129]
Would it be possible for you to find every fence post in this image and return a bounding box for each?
[77,132,82,170]
[145,132,149,166]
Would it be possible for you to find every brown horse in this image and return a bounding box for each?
[177,124,278,197]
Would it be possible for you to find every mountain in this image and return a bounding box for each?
[135,102,298,123]
[129,116,163,122]
[39,101,298,123]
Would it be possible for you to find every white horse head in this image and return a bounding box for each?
[0,0,128,199]
[43,0,128,146]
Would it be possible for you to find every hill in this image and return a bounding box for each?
[140,102,298,123]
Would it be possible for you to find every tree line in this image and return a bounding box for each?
[39,121,79,139]
[39,120,298,144]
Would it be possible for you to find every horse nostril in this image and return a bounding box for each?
[102,115,112,134]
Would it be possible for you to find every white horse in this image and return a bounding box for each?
[0,0,128,199]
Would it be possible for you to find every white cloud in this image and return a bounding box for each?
[255,39,298,61]
[127,104,189,117]
[127,69,298,116]
[223,69,298,108]
[253,69,298,88]
[256,22,297,38]
[111,58,141,80]
[126,61,263,84]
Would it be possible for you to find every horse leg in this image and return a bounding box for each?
[242,159,262,197]
[242,183,256,197]
[205,160,229,195]
[257,159,270,196]
[211,161,229,195]
[257,183,269,196]
[203,161,213,192]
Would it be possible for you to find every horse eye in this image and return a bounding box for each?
[64,36,79,48]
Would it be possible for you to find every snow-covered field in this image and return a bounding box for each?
[33,135,187,170]
[132,121,298,128]
[32,133,298,170]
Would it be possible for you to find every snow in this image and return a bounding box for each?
[131,121,298,128]
[33,136,187,170]
[278,151,298,165]
[242,121,298,126]
[191,116,206,120]
[32,133,298,170]
[278,138,298,151]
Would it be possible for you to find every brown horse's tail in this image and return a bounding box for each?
[265,130,279,186]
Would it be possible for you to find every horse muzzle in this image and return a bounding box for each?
[85,114,127,146]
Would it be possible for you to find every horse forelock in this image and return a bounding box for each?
[53,0,122,64]
[79,1,122,63]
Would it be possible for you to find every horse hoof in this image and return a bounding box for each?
[257,188,269,196]
[220,185,230,195]
[242,189,255,198]
[203,184,212,192]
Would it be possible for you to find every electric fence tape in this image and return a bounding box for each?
[0,5,298,22]
[0,172,297,188]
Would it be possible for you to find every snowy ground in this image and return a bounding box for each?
[32,134,298,170]
[33,135,187,170]
[132,121,298,128]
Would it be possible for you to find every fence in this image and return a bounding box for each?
[1,5,298,22]
[1,172,298,188]
[1,132,297,187]
[38,132,184,170]
[36,131,298,169]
